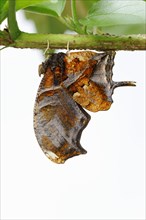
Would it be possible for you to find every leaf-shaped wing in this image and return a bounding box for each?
[34,86,90,164]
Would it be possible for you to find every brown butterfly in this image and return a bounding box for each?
[34,51,135,164]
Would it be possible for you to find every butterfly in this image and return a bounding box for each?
[34,51,135,164]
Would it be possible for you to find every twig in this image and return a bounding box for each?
[0,31,146,50]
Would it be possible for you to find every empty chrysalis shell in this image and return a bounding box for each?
[34,51,135,164]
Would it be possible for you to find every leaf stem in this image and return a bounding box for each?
[8,0,21,40]
[71,0,79,26]
[70,0,86,34]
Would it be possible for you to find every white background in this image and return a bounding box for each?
[1,12,145,220]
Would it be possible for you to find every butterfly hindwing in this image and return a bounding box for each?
[34,85,90,164]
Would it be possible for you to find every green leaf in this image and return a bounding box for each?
[1,0,47,23]
[80,0,146,34]
[24,0,66,17]
[0,0,66,24]
[24,12,67,34]
[0,0,8,24]
[15,0,51,10]
[0,0,7,9]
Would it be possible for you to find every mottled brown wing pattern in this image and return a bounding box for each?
[34,87,90,164]
[34,51,135,164]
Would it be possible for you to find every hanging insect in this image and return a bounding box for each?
[34,50,135,164]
